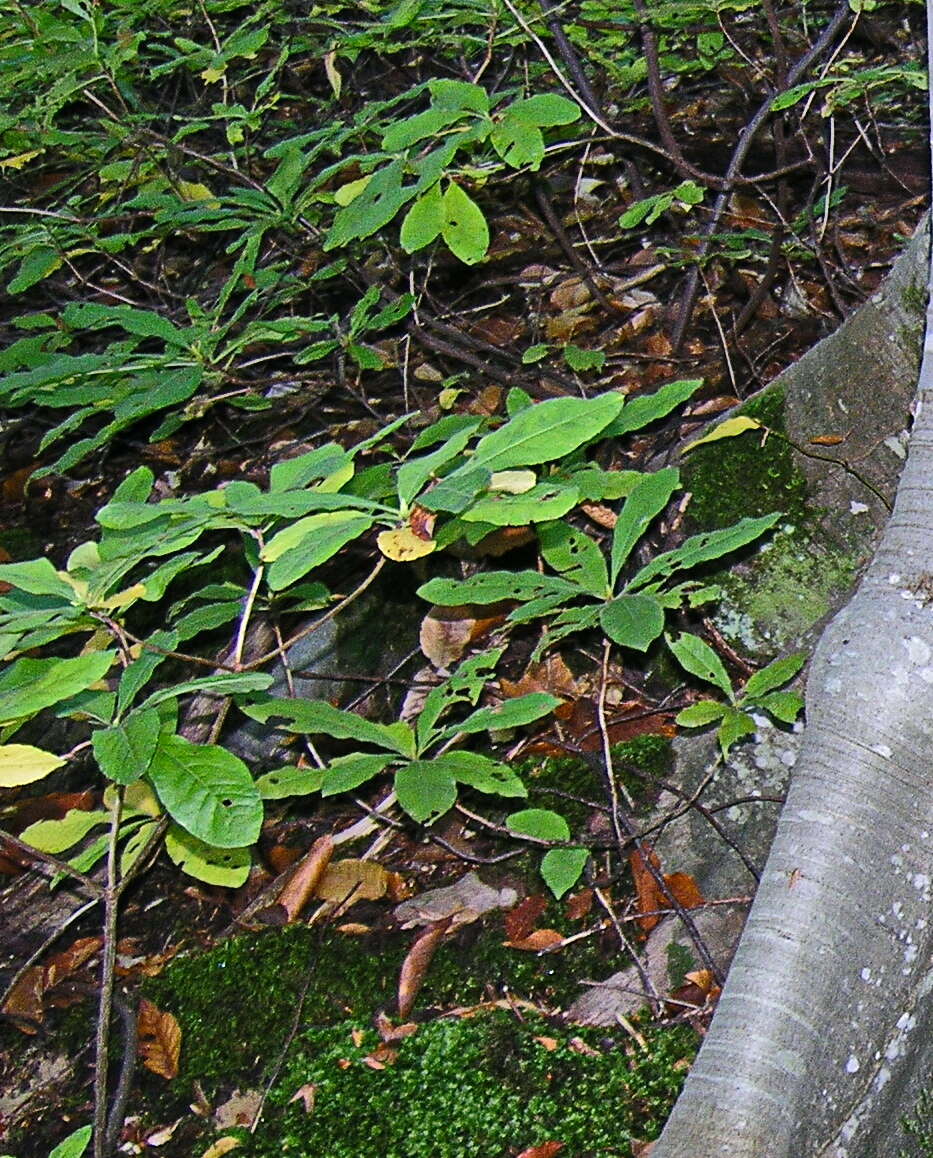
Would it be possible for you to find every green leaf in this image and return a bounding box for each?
[416,647,504,748]
[602,380,703,438]
[462,482,579,525]
[610,468,680,586]
[441,183,489,265]
[490,113,546,170]
[0,653,115,725]
[629,513,781,589]
[92,709,161,785]
[383,108,469,152]
[321,753,395,796]
[325,160,414,249]
[395,760,457,824]
[0,559,75,600]
[506,808,570,841]
[599,595,665,651]
[429,751,527,797]
[418,467,491,514]
[538,520,608,597]
[400,182,445,252]
[717,708,757,756]
[667,633,733,699]
[164,824,252,887]
[452,692,561,735]
[541,847,589,898]
[675,700,729,727]
[510,93,580,127]
[49,1125,93,1158]
[8,246,64,294]
[262,513,374,591]
[20,808,108,854]
[743,653,806,700]
[753,690,804,724]
[147,735,262,848]
[139,672,273,709]
[117,630,179,714]
[269,444,351,492]
[396,422,479,507]
[255,764,325,799]
[467,393,623,474]
[429,79,490,113]
[563,344,605,373]
[242,698,415,755]
[418,571,578,606]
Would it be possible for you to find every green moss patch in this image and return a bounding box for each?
[252,1010,695,1158]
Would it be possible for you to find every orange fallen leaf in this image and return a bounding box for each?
[289,1083,318,1113]
[137,998,181,1080]
[516,1142,564,1158]
[398,918,451,1020]
[504,895,548,943]
[565,889,593,921]
[534,1035,559,1051]
[506,928,565,952]
[276,835,334,922]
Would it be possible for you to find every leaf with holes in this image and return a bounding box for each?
[321,753,396,796]
[164,824,252,886]
[325,160,415,249]
[147,735,262,848]
[538,520,609,597]
[667,632,733,699]
[441,183,489,265]
[462,482,579,525]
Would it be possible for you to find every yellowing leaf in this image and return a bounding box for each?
[0,150,43,170]
[377,527,437,562]
[488,470,537,494]
[177,180,219,206]
[200,66,226,83]
[315,858,394,903]
[334,175,371,207]
[324,50,342,98]
[199,1138,241,1158]
[682,415,762,453]
[0,744,65,787]
[99,582,147,611]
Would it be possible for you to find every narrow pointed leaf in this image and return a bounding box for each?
[610,468,679,587]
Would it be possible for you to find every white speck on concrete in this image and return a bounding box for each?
[872,744,892,759]
[905,636,932,665]
[849,501,869,514]
[913,873,930,891]
[888,573,902,584]
[860,967,871,981]
[846,1056,860,1074]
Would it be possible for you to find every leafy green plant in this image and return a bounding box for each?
[0,384,787,897]
[669,634,805,756]
[1,1124,91,1158]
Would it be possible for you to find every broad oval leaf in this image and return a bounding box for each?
[441,182,489,265]
[541,847,589,899]
[506,808,570,842]
[399,181,445,253]
[92,709,161,785]
[430,751,527,797]
[164,824,252,887]
[395,760,457,824]
[255,764,325,799]
[148,735,262,848]
[0,743,65,787]
[461,482,579,526]
[538,520,608,596]
[262,513,374,591]
[599,594,665,651]
[675,700,729,727]
[20,808,108,854]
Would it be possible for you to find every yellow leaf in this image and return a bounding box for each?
[377,527,437,562]
[488,470,536,494]
[0,149,43,170]
[200,66,225,83]
[100,582,147,611]
[438,387,463,409]
[324,50,342,98]
[0,744,65,787]
[200,1138,241,1158]
[177,180,219,206]
[334,175,371,207]
[682,415,762,453]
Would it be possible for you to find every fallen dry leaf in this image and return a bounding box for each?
[213,1089,262,1129]
[504,894,548,942]
[198,1137,241,1158]
[137,998,182,1080]
[276,835,334,922]
[398,918,451,1020]
[516,1142,564,1158]
[289,1082,318,1113]
[1,936,102,1032]
[419,603,507,669]
[506,928,565,952]
[565,889,593,921]
[315,858,398,905]
[534,1035,559,1051]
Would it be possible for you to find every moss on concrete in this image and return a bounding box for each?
[680,386,859,653]
[681,386,809,532]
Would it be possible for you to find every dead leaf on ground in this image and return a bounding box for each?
[506,928,565,952]
[199,1137,241,1158]
[213,1089,262,1130]
[565,889,593,921]
[419,603,508,669]
[394,871,517,928]
[1,935,102,1031]
[504,895,548,942]
[516,1141,564,1158]
[398,918,451,1020]
[289,1082,318,1113]
[137,998,182,1080]
[275,835,334,922]
[630,847,705,932]
[534,1035,559,1051]
[315,858,399,906]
